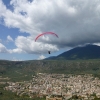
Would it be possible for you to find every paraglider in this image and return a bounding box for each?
[35,32,58,42]
[35,32,58,54]
[48,51,51,54]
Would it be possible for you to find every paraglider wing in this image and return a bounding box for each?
[35,32,58,42]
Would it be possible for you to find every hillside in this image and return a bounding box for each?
[0,59,100,81]
[45,44,100,60]
[0,59,100,100]
[0,45,100,81]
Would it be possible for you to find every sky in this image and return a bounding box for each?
[0,0,100,61]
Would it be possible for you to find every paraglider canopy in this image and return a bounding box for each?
[35,32,58,54]
[35,32,58,42]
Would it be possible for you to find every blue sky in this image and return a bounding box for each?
[0,20,65,60]
[0,0,100,60]
[0,0,66,61]
[0,0,70,61]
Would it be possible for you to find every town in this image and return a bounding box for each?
[3,73,100,100]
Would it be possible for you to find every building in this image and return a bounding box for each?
[46,96,62,100]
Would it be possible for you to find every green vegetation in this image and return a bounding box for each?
[0,84,45,100]
[46,45,100,60]
[1,59,100,99]
[1,59,100,81]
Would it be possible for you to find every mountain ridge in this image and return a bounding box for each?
[45,44,100,60]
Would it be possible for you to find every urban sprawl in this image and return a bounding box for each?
[1,73,100,100]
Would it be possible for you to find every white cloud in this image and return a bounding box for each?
[0,0,7,16]
[38,55,46,60]
[1,0,100,54]
[12,57,23,61]
[0,43,8,53]
[10,35,59,54]
[7,35,13,42]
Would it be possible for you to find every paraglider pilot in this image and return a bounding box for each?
[48,51,51,54]
[35,32,58,55]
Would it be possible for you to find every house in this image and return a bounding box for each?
[46,96,62,100]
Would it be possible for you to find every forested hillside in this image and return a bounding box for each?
[0,59,100,81]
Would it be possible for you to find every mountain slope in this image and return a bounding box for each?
[46,45,100,60]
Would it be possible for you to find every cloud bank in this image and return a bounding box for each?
[0,0,100,54]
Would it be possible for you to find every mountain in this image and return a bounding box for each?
[45,44,100,60]
[1,44,100,81]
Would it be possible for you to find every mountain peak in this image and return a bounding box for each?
[45,44,100,60]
